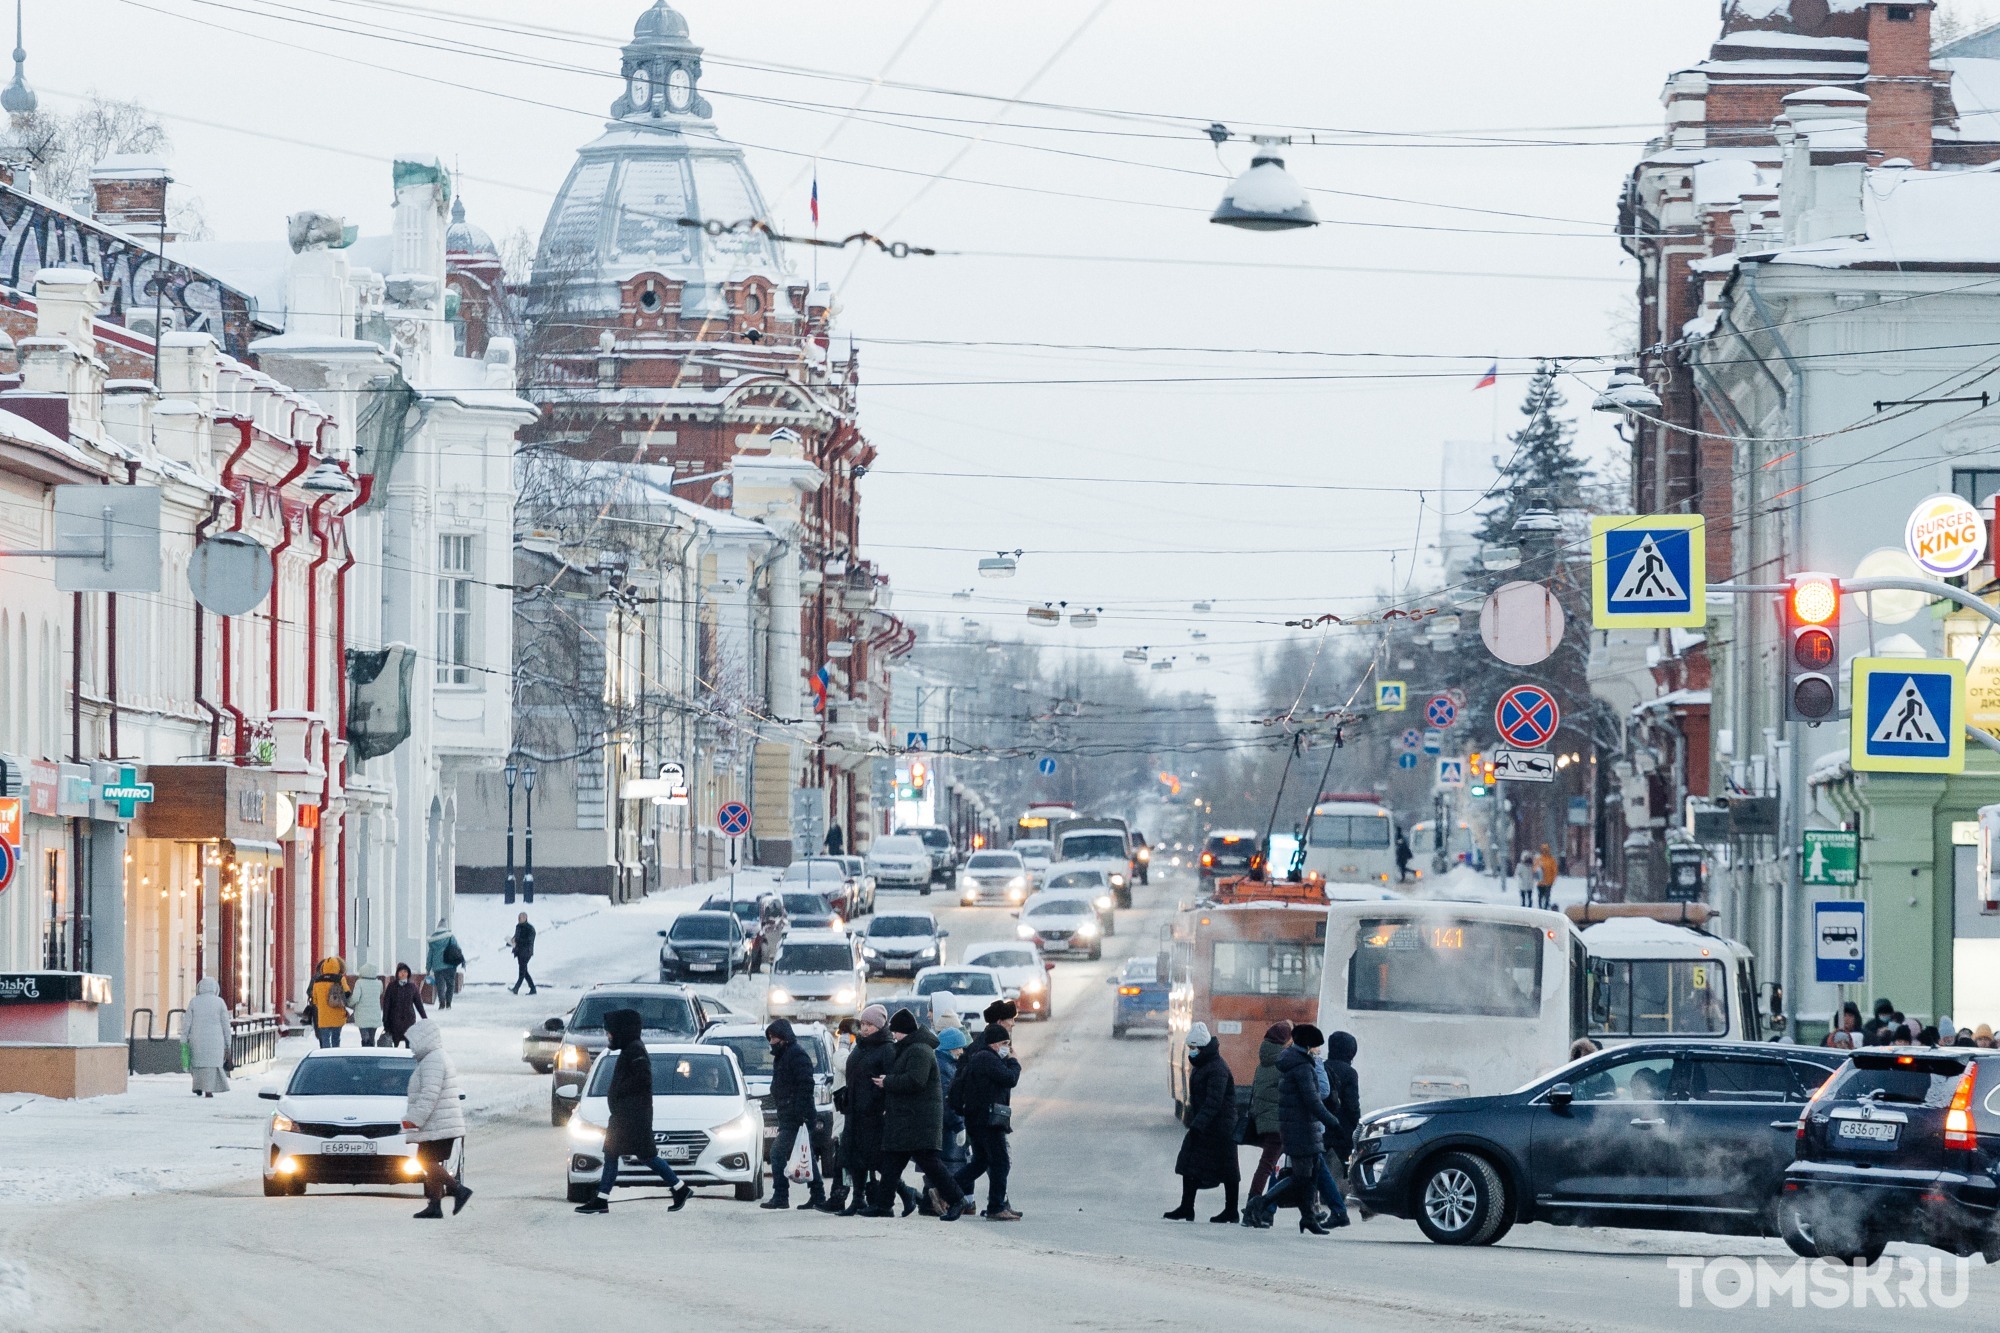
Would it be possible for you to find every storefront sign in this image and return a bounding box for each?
[27,760,57,817]
[1905,493,1987,578]
[0,797,18,894]
[0,973,112,1004]
[56,763,93,818]
[99,766,155,820]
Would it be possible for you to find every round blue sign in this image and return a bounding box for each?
[1037,757,1057,776]
[1396,752,1419,770]
[0,838,14,894]
[716,801,752,837]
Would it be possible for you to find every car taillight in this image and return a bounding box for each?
[1118,986,1141,996]
[1945,1065,1979,1150]
[1201,852,1213,866]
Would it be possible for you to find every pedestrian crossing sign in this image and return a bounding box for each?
[1376,680,1407,712]
[1851,656,1964,774]
[1590,515,1705,628]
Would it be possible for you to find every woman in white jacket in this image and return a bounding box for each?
[401,1019,471,1218]
[185,977,233,1097]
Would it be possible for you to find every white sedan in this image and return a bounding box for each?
[911,966,1008,1025]
[558,1043,764,1203]
[260,1047,459,1196]
[960,941,1055,1021]
[1016,890,1105,960]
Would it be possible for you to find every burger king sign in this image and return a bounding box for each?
[1905,492,1988,579]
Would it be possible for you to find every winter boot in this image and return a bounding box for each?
[413,1199,444,1219]
[669,1184,692,1211]
[797,1183,828,1210]
[574,1195,610,1214]
[450,1184,473,1215]
[760,1186,790,1210]
[897,1183,920,1217]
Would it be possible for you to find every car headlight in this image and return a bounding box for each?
[1076,921,1100,939]
[959,874,975,889]
[862,946,878,958]
[659,944,676,958]
[830,915,844,931]
[1136,848,1150,862]
[1110,874,1127,887]
[558,1044,590,1071]
[567,1116,606,1147]
[1017,923,1037,939]
[271,1114,297,1133]
[1008,876,1025,890]
[831,987,856,1005]
[919,946,938,959]
[713,1111,760,1145]
[1020,977,1044,994]
[1094,894,1113,910]
[1369,1112,1431,1138]
[769,987,794,1006]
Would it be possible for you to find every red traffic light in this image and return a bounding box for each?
[1792,626,1834,671]
[1789,575,1839,626]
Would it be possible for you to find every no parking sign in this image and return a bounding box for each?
[0,797,18,893]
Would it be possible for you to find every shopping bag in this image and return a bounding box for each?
[784,1134,813,1184]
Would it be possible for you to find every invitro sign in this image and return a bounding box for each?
[1905,493,1987,578]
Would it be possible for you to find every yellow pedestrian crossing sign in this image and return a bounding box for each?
[1851,657,1964,774]
[1376,680,1407,712]
[1591,515,1705,628]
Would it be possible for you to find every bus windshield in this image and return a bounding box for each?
[1347,918,1543,1018]
[1589,958,1728,1036]
[1309,815,1393,848]
[1212,941,1323,996]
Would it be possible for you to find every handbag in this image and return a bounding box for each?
[986,1103,1013,1130]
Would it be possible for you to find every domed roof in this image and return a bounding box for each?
[633,1,690,42]
[446,196,497,256]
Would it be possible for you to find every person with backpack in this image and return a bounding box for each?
[951,1021,1021,1221]
[305,957,350,1048]
[426,920,463,1010]
[574,1009,691,1215]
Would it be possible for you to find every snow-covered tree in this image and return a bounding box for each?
[1476,366,1591,543]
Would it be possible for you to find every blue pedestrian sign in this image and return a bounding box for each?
[1037,756,1057,776]
[1436,757,1466,789]
[716,801,752,838]
[906,731,928,752]
[1590,515,1705,628]
[1422,730,1441,755]
[1398,729,1421,751]
[1396,752,1419,770]
[1851,656,1964,774]
[1814,900,1866,984]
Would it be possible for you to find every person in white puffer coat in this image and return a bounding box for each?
[401,1019,471,1218]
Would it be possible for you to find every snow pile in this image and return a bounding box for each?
[1407,862,1592,910]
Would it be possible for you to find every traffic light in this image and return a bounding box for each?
[909,759,929,790]
[1785,573,1840,723]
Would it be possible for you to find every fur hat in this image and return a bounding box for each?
[983,998,1018,1024]
[889,1007,919,1034]
[1291,1022,1325,1050]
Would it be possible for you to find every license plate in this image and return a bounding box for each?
[689,962,718,972]
[664,1145,696,1163]
[320,1140,373,1156]
[1838,1120,1899,1143]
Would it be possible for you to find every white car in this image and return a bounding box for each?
[259,1047,460,1196]
[765,930,867,1023]
[1040,863,1118,935]
[912,966,1007,1025]
[1013,839,1054,884]
[868,834,934,893]
[700,1021,838,1156]
[1016,889,1105,960]
[961,941,1054,1021]
[958,849,1031,907]
[860,911,947,978]
[560,1042,764,1203]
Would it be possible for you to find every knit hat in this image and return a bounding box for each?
[980,1023,1011,1047]
[983,999,1018,1024]
[1263,1020,1293,1044]
[859,1004,889,1029]
[889,1007,919,1034]
[1187,1021,1212,1049]
[937,1026,970,1052]
[1291,1022,1325,1050]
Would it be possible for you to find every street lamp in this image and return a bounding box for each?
[503,761,519,904]
[1593,368,1663,415]
[1211,135,1319,232]
[300,460,357,495]
[522,765,537,904]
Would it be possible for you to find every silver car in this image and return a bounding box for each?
[1016,890,1104,960]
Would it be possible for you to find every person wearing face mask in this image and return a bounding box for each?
[837,1004,896,1217]
[1241,1024,1348,1234]
[871,1008,970,1222]
[1165,1022,1239,1224]
[760,1018,825,1211]
[951,1022,1022,1221]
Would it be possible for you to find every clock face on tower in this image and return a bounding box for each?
[667,65,692,112]
[629,67,652,111]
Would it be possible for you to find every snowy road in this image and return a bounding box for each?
[0,869,1993,1330]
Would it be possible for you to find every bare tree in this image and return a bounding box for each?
[11,92,208,238]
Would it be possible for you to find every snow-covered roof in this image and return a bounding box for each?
[1939,58,2000,142]
[1726,0,1870,17]
[1752,162,2000,269]
[1634,688,1711,715]
[1680,58,1867,79]
[1714,30,1867,53]
[1578,917,1729,957]
[1806,747,1853,786]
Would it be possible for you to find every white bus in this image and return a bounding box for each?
[1578,915,1763,1043]
[1316,900,1587,1116]
[1300,796,1399,886]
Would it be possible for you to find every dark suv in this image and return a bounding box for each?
[656,910,750,981]
[1782,1047,2000,1264]
[1198,830,1259,885]
[701,892,785,973]
[1349,1040,1846,1246]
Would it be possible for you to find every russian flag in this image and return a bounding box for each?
[1472,362,1498,390]
[811,663,829,714]
[810,172,819,228]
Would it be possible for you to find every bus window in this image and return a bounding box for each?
[1171,940,1194,985]
[1348,918,1543,1018]
[1571,939,1589,1042]
[1212,941,1324,997]
[1308,816,1393,848]
[1589,959,1727,1037]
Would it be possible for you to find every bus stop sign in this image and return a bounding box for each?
[1814,900,1866,983]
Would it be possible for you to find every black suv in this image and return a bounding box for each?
[1782,1047,2000,1264]
[1349,1040,1846,1246]
[656,910,750,981]
[1198,830,1259,885]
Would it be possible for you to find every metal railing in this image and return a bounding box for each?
[230,1013,282,1072]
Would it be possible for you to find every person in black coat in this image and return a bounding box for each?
[951,1022,1022,1220]
[575,1009,692,1214]
[838,1004,898,1217]
[1165,1023,1240,1223]
[379,963,426,1047]
[1242,1023,1349,1234]
[871,1009,969,1221]
[762,1018,826,1211]
[1323,1030,1360,1164]
[508,914,537,995]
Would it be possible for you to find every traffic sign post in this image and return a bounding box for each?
[1398,729,1421,751]
[906,731,929,752]
[1491,748,1555,782]
[1801,829,1860,887]
[1851,657,1965,774]
[1396,752,1419,770]
[1037,756,1057,776]
[1376,680,1407,712]
[1422,729,1441,755]
[1591,515,1705,628]
[1494,684,1560,750]
[1435,758,1466,789]
[717,801,752,837]
[1425,694,1457,729]
[1814,900,1866,984]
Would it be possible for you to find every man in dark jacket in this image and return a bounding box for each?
[1242,1023,1347,1233]
[380,963,427,1047]
[1245,1019,1291,1197]
[951,1022,1022,1220]
[1323,1030,1360,1165]
[872,1008,969,1221]
[508,913,537,995]
[575,1009,691,1214]
[839,1004,896,1217]
[1165,1023,1239,1223]
[762,1018,826,1211]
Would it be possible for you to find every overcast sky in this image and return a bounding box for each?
[38,0,1732,697]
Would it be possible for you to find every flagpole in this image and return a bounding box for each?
[811,157,819,291]
[1491,355,1500,449]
